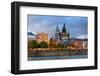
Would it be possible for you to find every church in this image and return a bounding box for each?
[55,23,70,45]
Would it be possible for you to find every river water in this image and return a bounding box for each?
[28,55,88,61]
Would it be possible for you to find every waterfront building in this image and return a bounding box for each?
[82,39,88,49]
[55,24,60,42]
[36,32,49,44]
[55,23,70,45]
[60,23,70,40]
[70,39,88,49]
[49,37,57,48]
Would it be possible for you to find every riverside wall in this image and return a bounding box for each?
[28,48,87,57]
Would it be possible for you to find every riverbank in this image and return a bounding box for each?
[28,55,88,61]
[28,48,87,57]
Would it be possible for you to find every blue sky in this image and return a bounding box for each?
[28,15,88,39]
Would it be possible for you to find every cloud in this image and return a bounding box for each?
[28,19,56,38]
[28,15,88,38]
[77,34,87,39]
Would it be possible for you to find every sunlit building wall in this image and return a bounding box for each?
[36,32,50,44]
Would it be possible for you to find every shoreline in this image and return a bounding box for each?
[28,55,88,61]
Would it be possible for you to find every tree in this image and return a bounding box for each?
[28,40,38,48]
[49,38,57,48]
[36,43,41,48]
[39,41,48,48]
[57,43,65,48]
[28,40,48,48]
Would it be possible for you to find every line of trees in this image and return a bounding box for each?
[28,40,48,48]
[28,40,67,49]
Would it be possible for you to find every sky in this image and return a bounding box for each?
[28,15,88,39]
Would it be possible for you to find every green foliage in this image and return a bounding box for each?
[57,43,65,48]
[28,40,48,48]
[28,40,67,48]
[39,41,48,48]
[28,40,38,48]
[36,43,41,48]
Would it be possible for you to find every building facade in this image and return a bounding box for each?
[69,39,88,49]
[36,32,49,44]
[55,23,70,45]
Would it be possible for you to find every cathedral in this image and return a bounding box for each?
[55,23,70,45]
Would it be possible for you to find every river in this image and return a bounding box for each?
[28,55,88,61]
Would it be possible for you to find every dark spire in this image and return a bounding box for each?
[56,24,60,32]
[62,23,66,33]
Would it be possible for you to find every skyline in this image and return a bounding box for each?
[28,15,88,39]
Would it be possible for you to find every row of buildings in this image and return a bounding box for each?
[28,23,87,49]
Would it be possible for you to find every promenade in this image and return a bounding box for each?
[28,48,87,57]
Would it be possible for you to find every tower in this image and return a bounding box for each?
[61,23,70,45]
[55,23,70,45]
[62,23,66,33]
[55,24,60,41]
[61,23,69,40]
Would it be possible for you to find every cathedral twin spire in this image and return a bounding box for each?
[55,23,70,41]
[62,23,66,33]
[56,23,68,33]
[56,24,60,33]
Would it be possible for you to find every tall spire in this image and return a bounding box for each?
[56,24,60,32]
[62,23,66,33]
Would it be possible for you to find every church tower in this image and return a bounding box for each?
[62,23,67,33]
[55,24,60,41]
[55,23,70,45]
[60,23,70,45]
